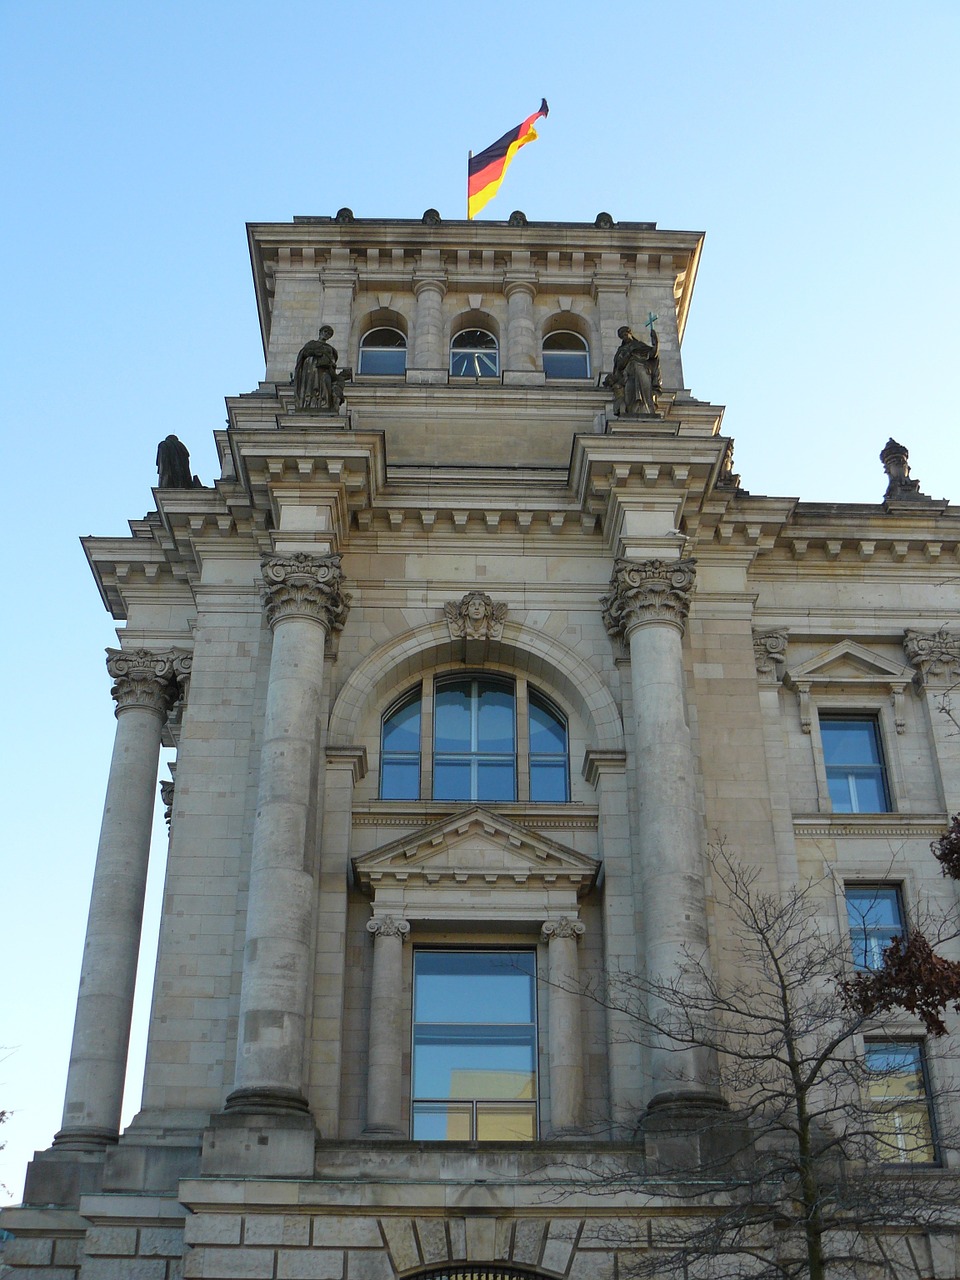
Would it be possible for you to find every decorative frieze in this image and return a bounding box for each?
[443,591,508,640]
[600,557,697,639]
[904,629,960,686]
[106,647,190,717]
[261,552,351,632]
[753,630,789,684]
[541,917,586,943]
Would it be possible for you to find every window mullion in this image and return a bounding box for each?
[516,676,530,803]
[421,674,435,800]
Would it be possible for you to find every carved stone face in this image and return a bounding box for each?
[319,326,334,339]
[617,326,633,340]
[466,595,487,620]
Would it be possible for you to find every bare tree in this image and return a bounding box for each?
[568,847,960,1280]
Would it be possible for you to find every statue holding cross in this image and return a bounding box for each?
[606,317,662,417]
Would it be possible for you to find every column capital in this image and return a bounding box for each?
[904,628,960,686]
[601,557,697,640]
[367,915,410,940]
[753,629,789,684]
[503,275,537,301]
[413,273,447,299]
[261,552,351,632]
[106,647,188,717]
[541,916,586,943]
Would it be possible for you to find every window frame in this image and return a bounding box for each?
[844,883,907,971]
[410,946,540,1142]
[863,1040,939,1165]
[541,329,591,380]
[819,716,896,814]
[377,672,571,804]
[450,328,500,379]
[358,325,407,377]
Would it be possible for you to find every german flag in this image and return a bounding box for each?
[467,100,549,220]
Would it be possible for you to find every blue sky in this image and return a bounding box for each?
[1,0,958,1197]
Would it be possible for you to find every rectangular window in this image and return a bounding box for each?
[412,950,537,1141]
[820,716,891,813]
[845,884,905,970]
[864,1042,937,1163]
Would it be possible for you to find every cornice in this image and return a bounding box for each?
[793,813,950,839]
[351,802,599,832]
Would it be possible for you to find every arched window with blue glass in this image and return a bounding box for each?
[378,674,570,803]
[542,330,590,379]
[358,325,407,376]
[450,328,499,379]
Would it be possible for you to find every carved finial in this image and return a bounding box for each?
[421,208,441,226]
[261,553,351,633]
[880,439,927,501]
[443,591,508,641]
[594,212,614,229]
[508,210,528,227]
[601,558,697,640]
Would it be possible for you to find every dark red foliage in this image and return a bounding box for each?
[931,813,960,880]
[841,931,960,1037]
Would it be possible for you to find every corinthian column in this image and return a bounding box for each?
[364,915,410,1136]
[226,553,349,1115]
[904,629,960,808]
[55,648,186,1150]
[541,917,586,1134]
[602,558,720,1113]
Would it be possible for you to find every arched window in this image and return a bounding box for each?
[358,326,406,375]
[542,330,590,379]
[378,675,569,802]
[450,329,499,379]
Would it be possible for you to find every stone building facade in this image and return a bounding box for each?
[3,212,960,1278]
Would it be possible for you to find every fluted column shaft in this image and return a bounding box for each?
[227,554,349,1114]
[55,649,183,1150]
[602,558,719,1110]
[542,917,585,1133]
[505,279,537,372]
[412,277,446,371]
[364,916,410,1135]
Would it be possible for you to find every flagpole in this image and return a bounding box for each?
[467,151,473,220]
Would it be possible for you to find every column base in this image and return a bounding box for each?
[52,1126,119,1151]
[224,1085,310,1115]
[640,1091,750,1174]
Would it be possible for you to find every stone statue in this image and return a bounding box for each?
[156,435,200,488]
[294,326,343,411]
[880,438,922,500]
[605,325,662,417]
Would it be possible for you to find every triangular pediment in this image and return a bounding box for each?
[788,640,911,686]
[353,806,599,895]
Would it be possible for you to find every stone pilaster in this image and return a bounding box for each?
[904,629,960,810]
[226,554,349,1116]
[364,916,410,1137]
[753,631,799,886]
[541,917,586,1134]
[55,649,186,1150]
[602,558,720,1114]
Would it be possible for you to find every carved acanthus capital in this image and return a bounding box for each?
[262,553,351,633]
[366,916,411,941]
[753,630,789,683]
[106,647,185,718]
[541,917,586,943]
[904,629,960,686]
[443,591,508,641]
[601,557,697,639]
